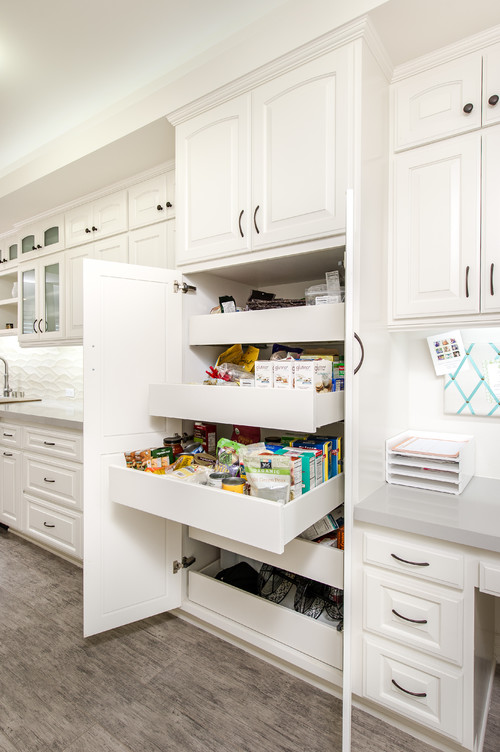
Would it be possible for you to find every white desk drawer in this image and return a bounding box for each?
[24,495,82,559]
[0,423,22,448]
[363,531,464,589]
[24,455,82,510]
[363,637,463,742]
[23,426,82,462]
[364,571,463,665]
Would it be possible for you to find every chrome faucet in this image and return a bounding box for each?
[0,357,12,397]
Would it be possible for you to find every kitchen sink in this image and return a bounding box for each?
[0,397,42,404]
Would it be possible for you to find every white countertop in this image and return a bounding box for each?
[354,477,500,554]
[0,400,83,430]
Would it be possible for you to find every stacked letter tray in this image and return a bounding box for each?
[386,430,475,495]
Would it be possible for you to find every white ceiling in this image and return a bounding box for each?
[1,0,500,234]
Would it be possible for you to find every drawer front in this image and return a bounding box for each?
[364,571,463,664]
[479,561,500,596]
[24,455,82,510]
[0,423,22,448]
[23,426,82,461]
[363,637,463,741]
[363,531,464,589]
[24,496,82,559]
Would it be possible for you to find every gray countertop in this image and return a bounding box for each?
[354,477,500,554]
[0,400,83,430]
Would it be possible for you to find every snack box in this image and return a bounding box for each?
[254,361,274,388]
[273,361,295,389]
[276,447,316,492]
[294,359,332,391]
[293,438,333,481]
[193,422,217,454]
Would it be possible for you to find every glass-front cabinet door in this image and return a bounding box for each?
[19,215,65,258]
[18,254,64,343]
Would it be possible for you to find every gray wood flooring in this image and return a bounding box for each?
[0,527,498,752]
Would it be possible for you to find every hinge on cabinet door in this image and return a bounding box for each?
[173,555,196,574]
[173,280,197,294]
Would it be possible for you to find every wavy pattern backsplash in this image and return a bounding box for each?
[0,337,83,400]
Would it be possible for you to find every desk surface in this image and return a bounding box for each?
[354,477,500,553]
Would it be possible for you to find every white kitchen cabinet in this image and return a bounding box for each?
[0,267,19,335]
[128,171,175,228]
[65,190,127,247]
[18,253,65,344]
[482,43,500,128]
[0,430,21,528]
[0,230,19,264]
[19,214,65,257]
[175,46,349,267]
[128,221,174,268]
[480,125,500,313]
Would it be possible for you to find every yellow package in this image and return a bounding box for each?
[216,344,259,373]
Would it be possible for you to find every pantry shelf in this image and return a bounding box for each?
[149,383,343,432]
[189,302,345,345]
[109,465,343,554]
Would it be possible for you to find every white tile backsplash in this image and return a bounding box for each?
[0,337,83,400]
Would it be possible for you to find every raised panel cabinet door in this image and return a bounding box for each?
[481,126,500,312]
[93,234,128,264]
[92,190,128,239]
[128,223,171,268]
[392,132,481,318]
[65,245,94,340]
[482,43,500,128]
[0,447,21,527]
[393,52,481,150]
[176,95,251,264]
[251,47,350,249]
[64,203,94,247]
[128,175,168,228]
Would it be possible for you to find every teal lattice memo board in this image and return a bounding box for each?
[444,342,500,417]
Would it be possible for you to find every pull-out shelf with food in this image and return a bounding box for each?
[109,291,346,686]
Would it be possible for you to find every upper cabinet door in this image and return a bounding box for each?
[482,43,500,128]
[393,53,482,150]
[251,47,349,249]
[65,203,94,246]
[65,191,128,247]
[128,172,175,229]
[176,95,251,264]
[392,132,481,319]
[481,126,500,313]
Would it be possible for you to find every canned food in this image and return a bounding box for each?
[221,477,246,493]
[163,435,183,456]
[207,472,232,488]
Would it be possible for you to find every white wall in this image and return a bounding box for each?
[0,338,83,402]
[403,328,500,480]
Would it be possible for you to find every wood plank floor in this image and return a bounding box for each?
[0,527,498,752]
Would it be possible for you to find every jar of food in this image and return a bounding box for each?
[163,434,183,456]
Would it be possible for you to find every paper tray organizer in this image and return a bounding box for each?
[386,430,475,495]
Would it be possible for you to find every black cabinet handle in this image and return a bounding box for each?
[3,452,12,457]
[391,679,427,698]
[392,608,428,625]
[43,441,56,446]
[391,553,430,567]
[156,204,164,211]
[354,332,365,375]
[3,433,13,437]
[491,263,495,296]
[253,205,260,234]
[488,94,499,106]
[238,209,244,238]
[43,522,55,528]
[166,201,173,208]
[465,265,470,298]
[33,320,37,333]
[463,103,474,114]
[43,477,56,483]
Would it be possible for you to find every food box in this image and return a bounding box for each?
[254,361,274,388]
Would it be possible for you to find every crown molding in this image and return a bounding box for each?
[167,16,386,126]
[391,23,500,83]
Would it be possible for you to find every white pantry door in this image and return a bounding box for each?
[83,259,183,637]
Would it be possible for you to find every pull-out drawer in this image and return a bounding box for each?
[24,455,82,510]
[363,637,463,742]
[23,426,82,462]
[189,526,343,589]
[24,495,82,559]
[364,570,463,664]
[0,423,22,448]
[110,465,343,554]
[363,530,464,589]
[189,561,343,670]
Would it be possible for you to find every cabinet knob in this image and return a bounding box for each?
[166,201,173,208]
[85,228,91,233]
[488,94,499,106]
[156,204,164,211]
[32,245,36,250]
[463,102,474,114]
[37,244,42,249]
[91,226,98,232]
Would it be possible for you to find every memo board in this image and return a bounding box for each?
[444,341,500,417]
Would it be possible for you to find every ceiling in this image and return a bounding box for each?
[1,0,500,235]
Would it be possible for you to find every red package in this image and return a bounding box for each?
[231,425,261,445]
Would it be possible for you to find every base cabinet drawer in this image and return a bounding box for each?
[364,570,464,664]
[479,560,500,596]
[0,423,22,448]
[24,455,82,510]
[24,495,82,558]
[363,637,463,742]
[23,426,82,461]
